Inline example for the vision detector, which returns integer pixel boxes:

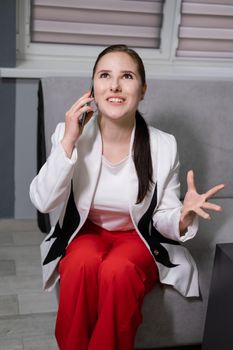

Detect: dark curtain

[36,80,51,233]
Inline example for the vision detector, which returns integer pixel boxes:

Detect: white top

[88,155,135,231]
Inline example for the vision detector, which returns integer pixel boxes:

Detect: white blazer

[30,116,199,297]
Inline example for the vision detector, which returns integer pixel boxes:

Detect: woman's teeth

[108,98,124,103]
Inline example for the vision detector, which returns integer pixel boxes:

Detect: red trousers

[55,220,159,350]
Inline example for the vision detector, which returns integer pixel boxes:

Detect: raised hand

[61,91,94,158]
[179,170,225,235]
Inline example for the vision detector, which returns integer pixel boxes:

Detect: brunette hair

[92,44,153,203]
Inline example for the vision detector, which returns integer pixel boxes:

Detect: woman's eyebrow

[96,69,111,74]
[121,70,136,75]
[96,69,136,75]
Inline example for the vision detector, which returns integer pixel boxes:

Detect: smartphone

[79,81,94,127]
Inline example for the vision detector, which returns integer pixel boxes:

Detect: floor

[0,219,58,350]
[0,219,202,350]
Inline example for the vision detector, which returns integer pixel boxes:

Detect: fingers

[192,199,223,221]
[69,95,94,117]
[187,170,225,201]
[205,183,225,200]
[201,201,223,212]
[65,92,94,125]
[195,207,211,220]
[195,203,223,221]
[65,104,93,127]
[62,91,94,146]
[182,172,225,227]
[186,170,197,192]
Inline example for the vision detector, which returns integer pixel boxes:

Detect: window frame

[17,0,176,59]
[2,0,233,79]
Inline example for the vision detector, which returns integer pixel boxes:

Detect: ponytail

[133,111,154,203]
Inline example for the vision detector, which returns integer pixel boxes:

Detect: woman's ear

[141,83,147,100]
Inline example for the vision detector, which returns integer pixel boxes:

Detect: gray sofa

[38,77,233,348]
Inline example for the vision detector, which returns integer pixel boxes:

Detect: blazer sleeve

[29,123,77,213]
[152,134,198,242]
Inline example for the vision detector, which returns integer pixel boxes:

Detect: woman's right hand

[61,91,94,158]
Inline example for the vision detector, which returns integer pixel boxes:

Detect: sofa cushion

[136,198,233,348]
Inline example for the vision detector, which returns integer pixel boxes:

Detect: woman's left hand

[179,170,225,235]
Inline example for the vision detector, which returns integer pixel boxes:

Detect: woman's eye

[123,73,133,79]
[100,72,109,78]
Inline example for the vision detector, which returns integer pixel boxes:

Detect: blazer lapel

[73,117,103,213]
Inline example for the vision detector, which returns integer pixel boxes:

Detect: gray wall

[0,0,16,218]
[14,79,39,219]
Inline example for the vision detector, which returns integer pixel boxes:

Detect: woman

[30,45,224,350]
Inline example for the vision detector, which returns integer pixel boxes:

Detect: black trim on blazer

[138,185,180,268]
[43,183,180,267]
[43,183,80,265]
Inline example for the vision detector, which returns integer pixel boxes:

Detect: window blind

[30,0,164,49]
[176,0,233,58]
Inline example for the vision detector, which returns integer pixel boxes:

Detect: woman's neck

[98,115,135,144]
[98,114,135,163]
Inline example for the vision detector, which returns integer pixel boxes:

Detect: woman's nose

[110,79,121,92]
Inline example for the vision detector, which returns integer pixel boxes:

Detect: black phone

[79,81,94,127]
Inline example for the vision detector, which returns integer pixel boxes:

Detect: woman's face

[93,51,146,123]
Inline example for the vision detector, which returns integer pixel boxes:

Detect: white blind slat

[181,15,233,29]
[31,0,164,48]
[33,33,159,48]
[177,50,233,58]
[183,0,233,5]
[33,20,159,39]
[178,38,233,52]
[179,27,233,40]
[177,0,233,59]
[33,7,162,27]
[33,0,163,15]
[182,3,233,17]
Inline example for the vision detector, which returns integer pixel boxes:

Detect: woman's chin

[98,109,136,123]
